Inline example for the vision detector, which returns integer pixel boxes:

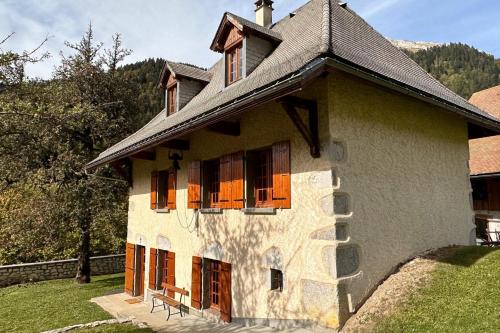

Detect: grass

[0,273,125,333]
[372,246,500,333]
[73,324,153,332]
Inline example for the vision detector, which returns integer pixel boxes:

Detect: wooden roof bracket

[279,96,320,158]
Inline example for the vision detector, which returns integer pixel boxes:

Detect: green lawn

[372,246,500,333]
[0,273,125,333]
[74,324,153,333]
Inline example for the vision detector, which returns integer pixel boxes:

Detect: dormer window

[226,44,243,85]
[167,85,177,116]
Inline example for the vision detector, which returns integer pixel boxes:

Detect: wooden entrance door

[134,245,145,297]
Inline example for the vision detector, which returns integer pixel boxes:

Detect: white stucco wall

[327,71,474,319]
[127,78,344,329]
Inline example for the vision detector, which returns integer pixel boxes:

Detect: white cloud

[357,0,404,19]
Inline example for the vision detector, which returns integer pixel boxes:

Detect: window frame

[152,169,176,210]
[226,43,243,86]
[209,260,221,309]
[167,84,177,116]
[203,159,221,208]
[248,147,274,208]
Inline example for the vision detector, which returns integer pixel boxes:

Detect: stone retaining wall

[0,254,125,287]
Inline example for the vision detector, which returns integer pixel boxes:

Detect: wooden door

[220,262,232,323]
[191,256,202,309]
[133,245,145,297]
[124,243,135,295]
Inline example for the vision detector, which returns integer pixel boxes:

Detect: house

[86,0,500,331]
[469,85,500,243]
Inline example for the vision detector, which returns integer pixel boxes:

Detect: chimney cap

[255,0,274,9]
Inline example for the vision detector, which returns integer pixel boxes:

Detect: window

[246,141,291,209]
[209,260,221,309]
[270,269,283,292]
[226,44,242,85]
[150,170,176,210]
[186,142,290,210]
[203,159,221,208]
[167,85,177,116]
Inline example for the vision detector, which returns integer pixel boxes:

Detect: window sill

[155,208,170,214]
[241,208,276,215]
[199,208,223,214]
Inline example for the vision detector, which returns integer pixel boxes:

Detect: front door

[134,245,145,297]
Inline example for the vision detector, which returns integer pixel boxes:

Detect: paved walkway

[91,293,313,333]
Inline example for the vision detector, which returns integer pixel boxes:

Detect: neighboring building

[469,85,500,242]
[86,1,500,331]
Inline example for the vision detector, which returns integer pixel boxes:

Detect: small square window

[270,268,283,292]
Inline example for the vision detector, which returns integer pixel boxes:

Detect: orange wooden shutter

[188,161,201,209]
[166,251,176,298]
[191,256,202,309]
[272,141,291,209]
[148,248,157,290]
[167,171,176,210]
[220,262,232,323]
[124,243,135,295]
[231,151,244,209]
[219,155,232,208]
[150,171,158,210]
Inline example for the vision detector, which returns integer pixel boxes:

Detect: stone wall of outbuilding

[0,254,125,287]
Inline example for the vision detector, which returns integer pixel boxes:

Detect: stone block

[336,246,360,278]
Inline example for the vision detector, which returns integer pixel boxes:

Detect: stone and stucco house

[469,85,500,242]
[86,0,500,331]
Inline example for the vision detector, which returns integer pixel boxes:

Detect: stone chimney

[255,0,274,27]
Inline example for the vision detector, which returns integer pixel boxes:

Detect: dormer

[159,61,212,116]
[210,9,282,87]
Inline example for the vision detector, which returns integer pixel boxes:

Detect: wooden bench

[151,283,189,321]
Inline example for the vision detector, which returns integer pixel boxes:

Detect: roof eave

[322,56,500,137]
[85,57,330,171]
[470,172,500,179]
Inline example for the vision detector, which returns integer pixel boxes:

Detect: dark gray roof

[87,0,500,169]
[159,61,212,85]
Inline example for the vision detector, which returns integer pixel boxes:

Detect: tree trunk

[76,187,92,284]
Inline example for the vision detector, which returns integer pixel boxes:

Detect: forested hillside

[117,58,165,129]
[405,43,500,99]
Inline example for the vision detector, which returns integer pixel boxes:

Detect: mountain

[403,43,500,99]
[389,39,442,53]
[118,58,166,129]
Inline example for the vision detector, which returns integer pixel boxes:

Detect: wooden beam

[208,121,240,136]
[130,151,156,161]
[280,97,320,158]
[160,139,190,151]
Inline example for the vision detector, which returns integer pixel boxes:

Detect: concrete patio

[91,293,315,333]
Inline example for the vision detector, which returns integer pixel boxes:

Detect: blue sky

[1,0,499,79]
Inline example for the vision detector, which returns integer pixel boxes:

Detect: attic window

[167,85,177,116]
[226,44,243,85]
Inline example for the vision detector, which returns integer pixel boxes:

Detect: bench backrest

[161,282,189,296]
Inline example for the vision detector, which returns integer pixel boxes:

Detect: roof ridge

[320,0,331,53]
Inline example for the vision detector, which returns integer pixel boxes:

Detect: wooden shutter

[166,251,176,298]
[148,248,157,290]
[188,161,202,209]
[124,243,135,295]
[191,256,202,309]
[150,171,158,210]
[220,262,232,323]
[231,151,244,209]
[272,141,291,209]
[167,171,176,210]
[219,155,232,208]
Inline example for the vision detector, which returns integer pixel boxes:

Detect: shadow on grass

[431,246,499,267]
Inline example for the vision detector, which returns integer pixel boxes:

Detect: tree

[0,25,135,283]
